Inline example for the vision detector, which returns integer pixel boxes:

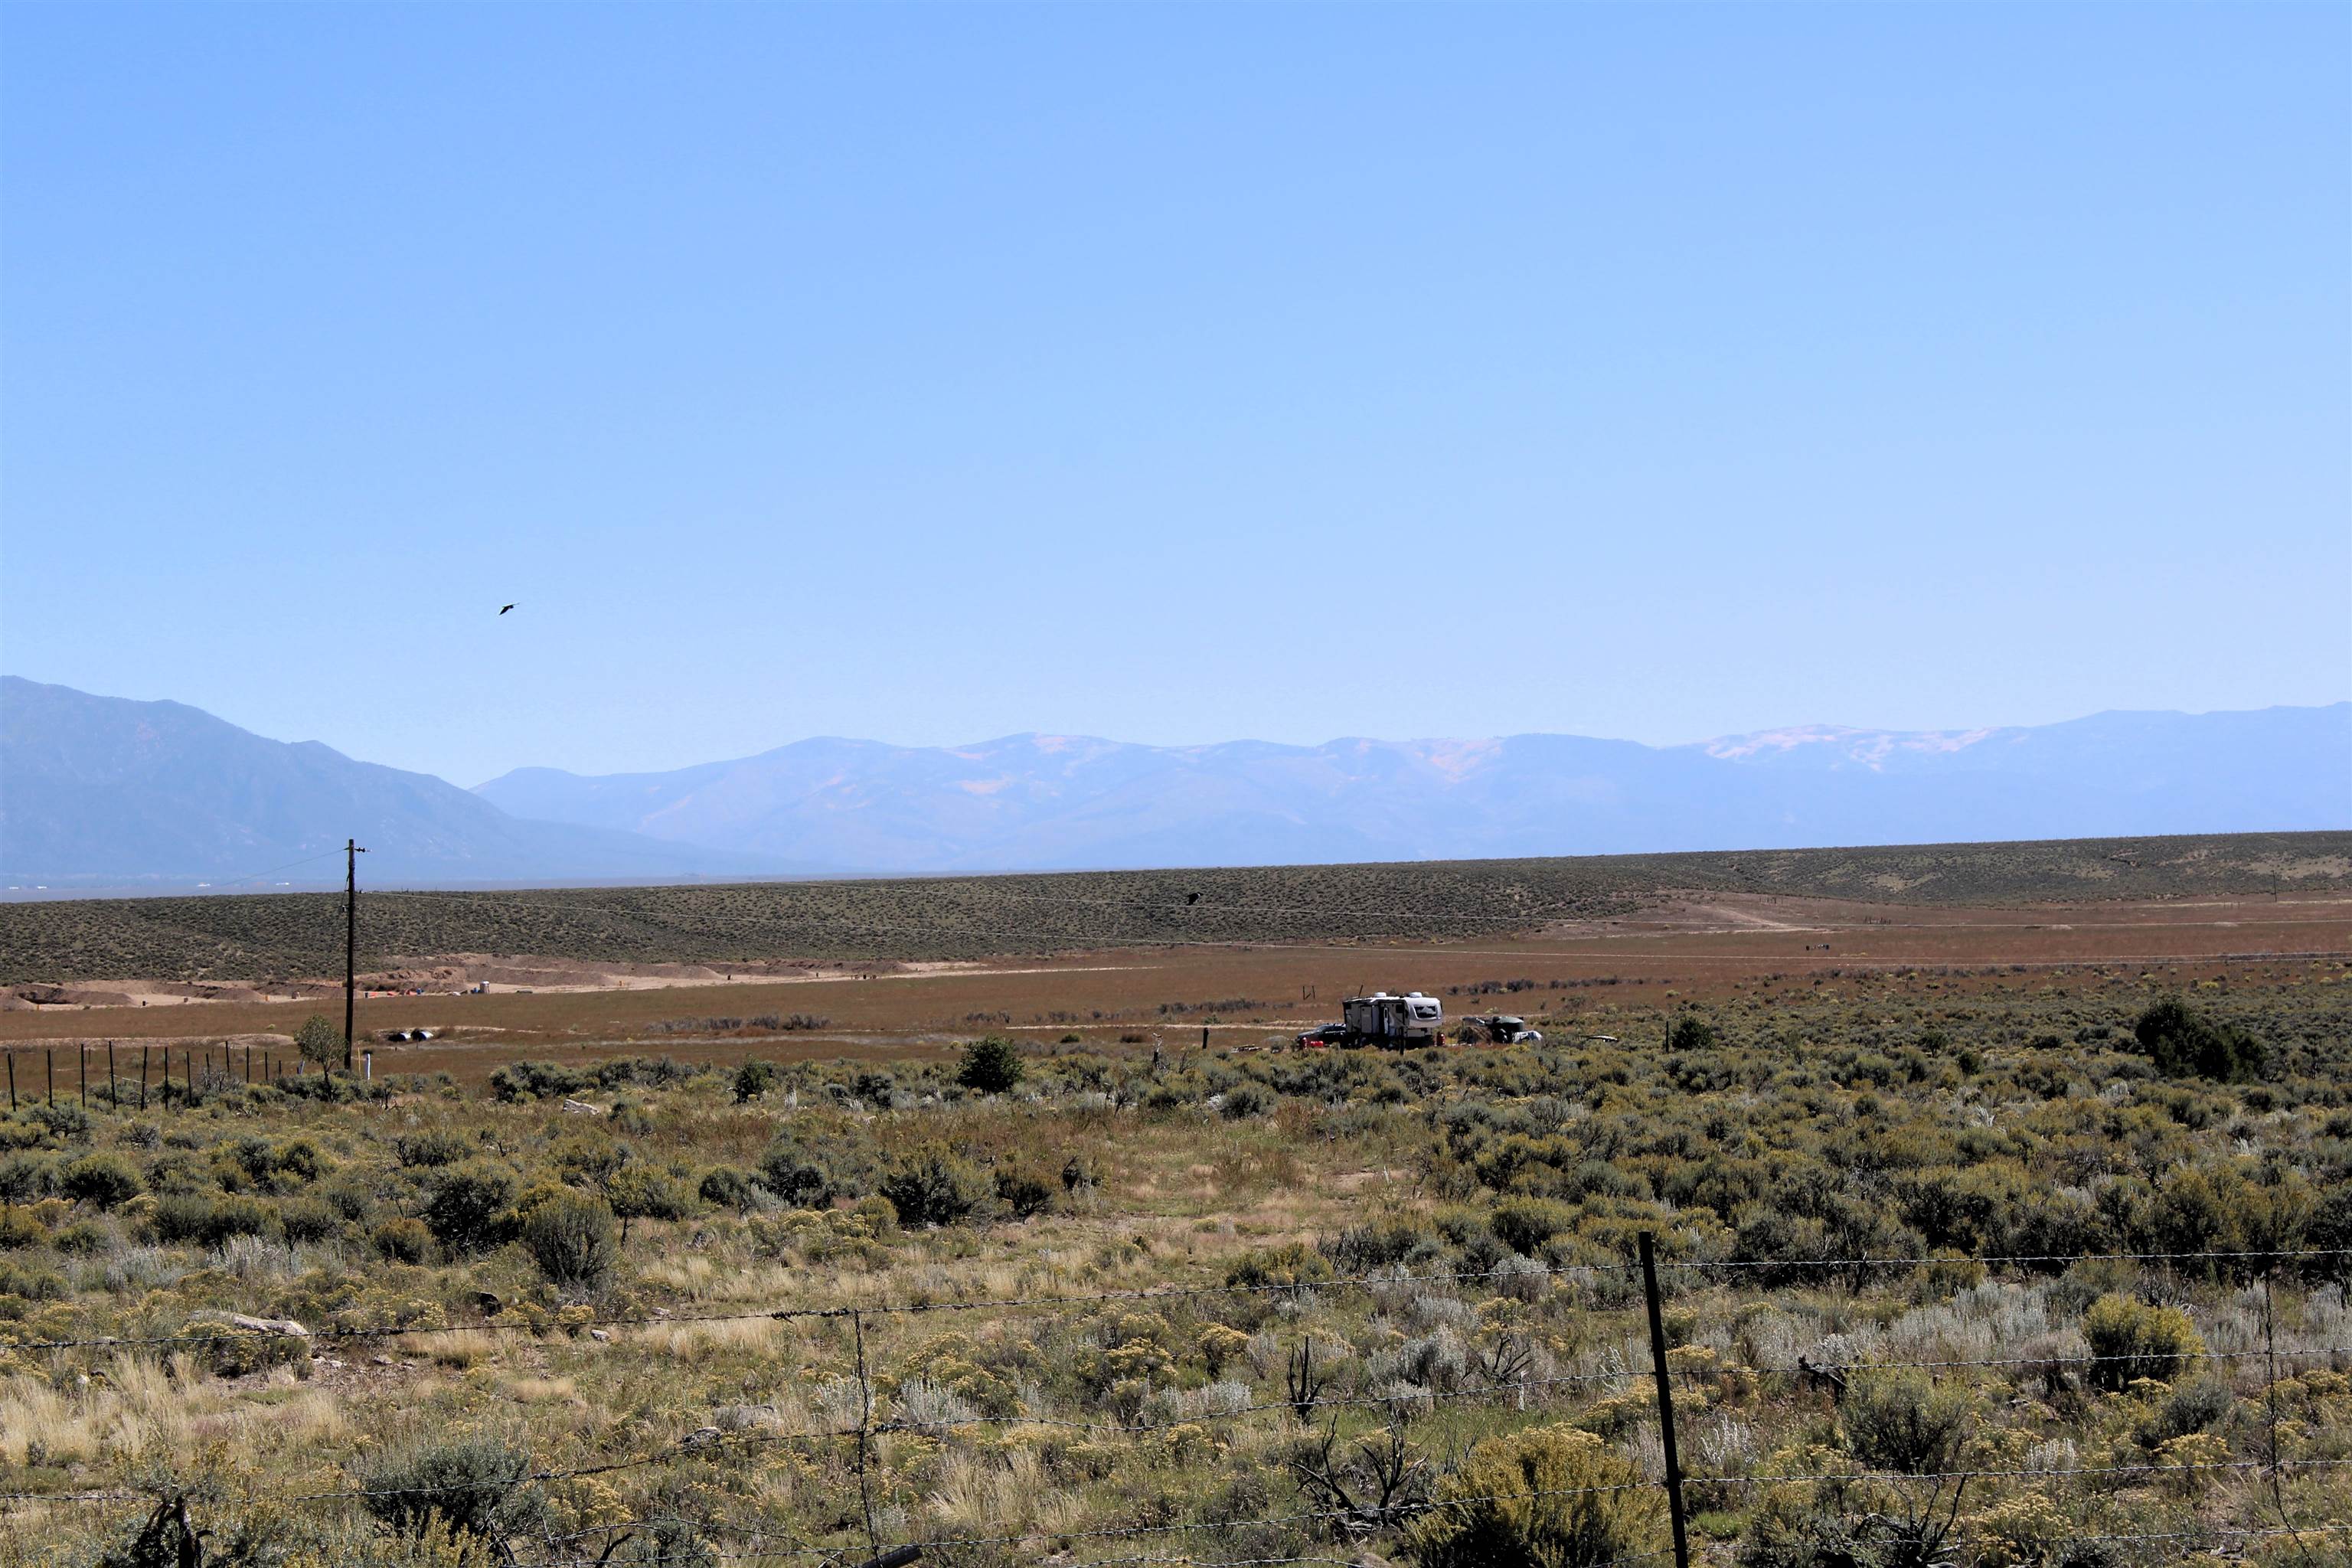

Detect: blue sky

[4,2,2345,786]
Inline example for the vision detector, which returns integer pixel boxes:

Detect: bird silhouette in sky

[499,604,516,615]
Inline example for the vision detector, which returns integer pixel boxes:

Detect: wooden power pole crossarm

[343,839,367,1070]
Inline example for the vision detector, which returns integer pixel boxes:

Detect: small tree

[293,1014,343,1072]
[957,1036,1025,1095]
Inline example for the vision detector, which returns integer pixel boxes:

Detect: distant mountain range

[0,678,795,887]
[4,676,2347,887]
[478,707,2352,871]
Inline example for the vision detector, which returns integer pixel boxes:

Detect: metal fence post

[851,1308,882,1564]
[1638,1230,1692,1568]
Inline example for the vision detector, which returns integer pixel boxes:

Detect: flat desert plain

[5,884,2345,1085]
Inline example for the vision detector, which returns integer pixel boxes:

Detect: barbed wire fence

[5,1241,2350,1566]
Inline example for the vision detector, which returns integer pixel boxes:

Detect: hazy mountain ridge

[6,678,2344,884]
[477,704,2352,874]
[0,678,801,886]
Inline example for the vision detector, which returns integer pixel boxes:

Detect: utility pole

[344,838,368,1070]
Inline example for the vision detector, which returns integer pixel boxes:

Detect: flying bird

[499,604,515,615]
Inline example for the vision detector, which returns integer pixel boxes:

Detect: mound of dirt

[11,982,136,1007]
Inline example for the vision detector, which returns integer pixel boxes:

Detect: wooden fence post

[1638,1231,1692,1568]
[108,1044,117,1110]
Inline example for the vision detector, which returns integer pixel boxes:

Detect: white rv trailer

[1338,991,1445,1048]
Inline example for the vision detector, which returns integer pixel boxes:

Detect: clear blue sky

[5,2,2345,786]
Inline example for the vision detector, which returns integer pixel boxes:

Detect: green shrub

[315,1174,378,1224]
[222,1136,279,1190]
[2081,1293,2207,1391]
[175,1317,311,1377]
[520,1193,618,1288]
[1321,1219,1442,1273]
[1220,1083,1274,1119]
[423,1165,518,1256]
[0,1152,57,1204]
[757,1139,840,1209]
[373,1216,433,1264]
[994,1166,1054,1219]
[0,1259,68,1298]
[698,1167,763,1213]
[0,1209,47,1250]
[1491,1197,1576,1257]
[956,1037,1025,1096]
[2132,998,2266,1083]
[732,1060,780,1102]
[393,1130,470,1168]
[277,1197,342,1244]
[150,1194,273,1247]
[551,1134,627,1191]
[1841,1368,1971,1474]
[355,1431,546,1544]
[60,1153,142,1210]
[878,1145,987,1227]
[846,1071,897,1109]
[53,1220,110,1255]
[1406,1423,1664,1566]
[2145,1375,2233,1446]
[605,1168,690,1238]
[1666,1014,1718,1052]
[1225,1243,1334,1294]
[26,1101,90,1138]
[488,1061,589,1102]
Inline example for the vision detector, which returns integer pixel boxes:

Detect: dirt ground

[3,890,2345,1086]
